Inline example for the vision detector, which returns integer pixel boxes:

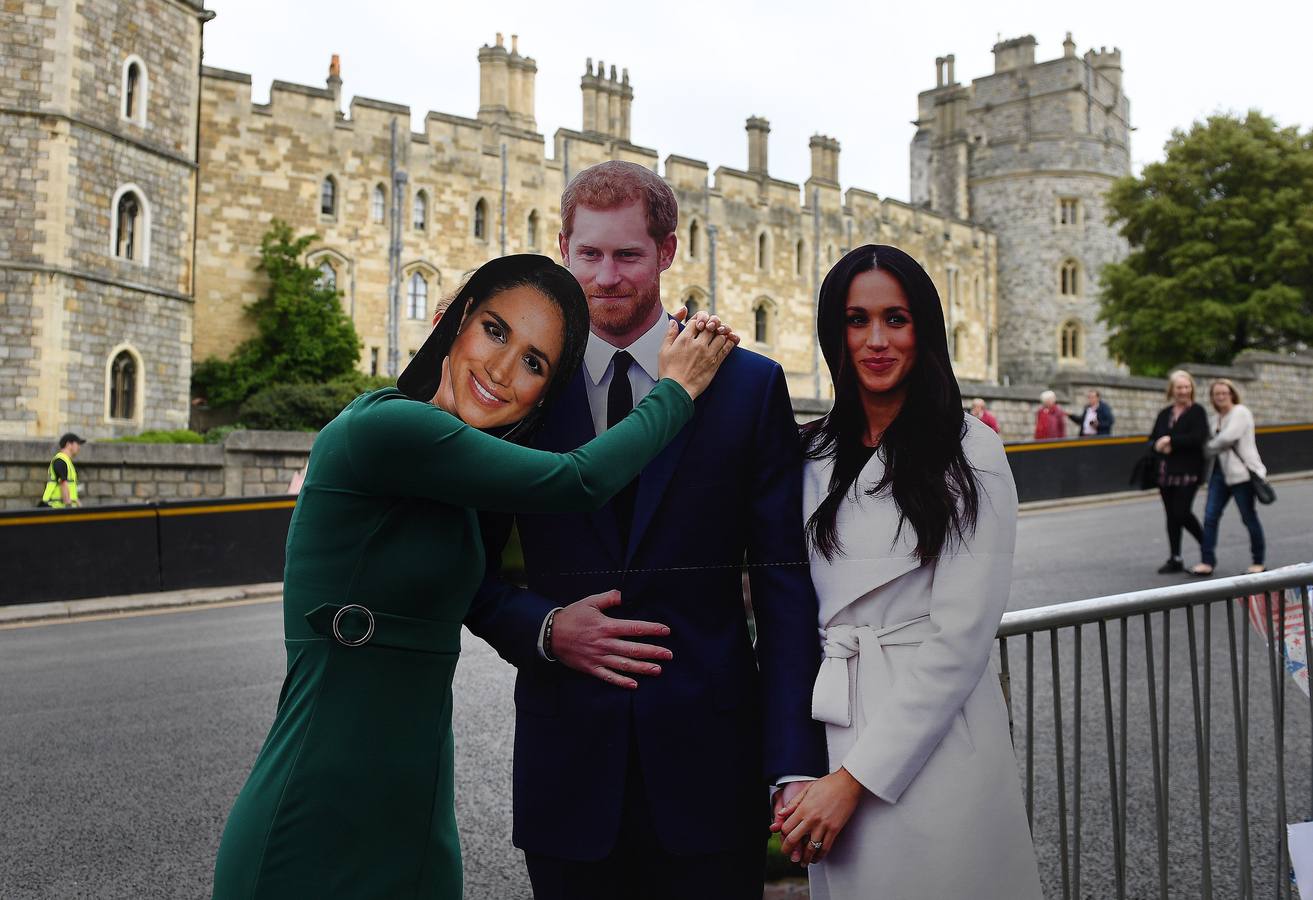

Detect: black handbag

[1130,451,1158,490]
[1231,448,1276,505]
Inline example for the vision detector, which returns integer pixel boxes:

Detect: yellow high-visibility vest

[41,451,78,508]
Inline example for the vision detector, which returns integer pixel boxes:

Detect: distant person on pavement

[1148,370,1208,574]
[1033,390,1066,440]
[1068,389,1114,436]
[970,397,1001,434]
[40,433,84,508]
[1192,378,1267,576]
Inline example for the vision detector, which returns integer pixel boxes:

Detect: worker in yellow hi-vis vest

[41,432,84,508]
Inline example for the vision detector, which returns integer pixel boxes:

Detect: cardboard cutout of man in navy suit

[466,161,827,899]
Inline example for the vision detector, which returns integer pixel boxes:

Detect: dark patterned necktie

[607,351,638,547]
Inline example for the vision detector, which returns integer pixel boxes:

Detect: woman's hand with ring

[771,767,864,866]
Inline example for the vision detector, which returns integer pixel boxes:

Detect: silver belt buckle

[332,604,375,647]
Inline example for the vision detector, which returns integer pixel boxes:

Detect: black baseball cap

[58,432,86,447]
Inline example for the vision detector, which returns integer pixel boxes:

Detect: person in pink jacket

[1033,390,1067,440]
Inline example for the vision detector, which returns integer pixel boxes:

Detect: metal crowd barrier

[997,563,1313,900]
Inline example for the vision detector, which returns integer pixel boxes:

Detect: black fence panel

[156,496,294,592]
[0,504,162,605]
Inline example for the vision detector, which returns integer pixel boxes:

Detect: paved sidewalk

[0,581,282,626]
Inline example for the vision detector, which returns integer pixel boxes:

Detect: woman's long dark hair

[398,254,590,444]
[805,244,979,563]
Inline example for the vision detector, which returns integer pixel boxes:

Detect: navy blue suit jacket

[466,346,828,861]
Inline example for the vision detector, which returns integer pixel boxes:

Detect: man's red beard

[586,279,662,338]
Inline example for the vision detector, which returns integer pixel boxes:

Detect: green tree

[1099,111,1313,376]
[192,220,361,407]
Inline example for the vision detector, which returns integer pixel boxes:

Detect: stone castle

[1,1,1128,439]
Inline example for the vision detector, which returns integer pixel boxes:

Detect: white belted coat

[804,415,1042,900]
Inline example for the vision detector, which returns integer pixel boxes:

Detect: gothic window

[754,303,770,344]
[684,294,700,318]
[1059,197,1081,226]
[372,184,386,224]
[412,190,428,231]
[316,259,337,291]
[407,272,429,319]
[120,57,148,125]
[756,232,769,272]
[953,324,968,360]
[369,347,380,376]
[109,349,138,420]
[115,192,141,260]
[320,176,337,217]
[474,199,489,240]
[988,328,997,367]
[688,220,701,260]
[1060,320,1083,361]
[527,210,541,249]
[796,239,805,277]
[1060,259,1081,296]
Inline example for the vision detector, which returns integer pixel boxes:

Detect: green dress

[212,381,693,899]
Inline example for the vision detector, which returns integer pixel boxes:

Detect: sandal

[1189,564,1214,577]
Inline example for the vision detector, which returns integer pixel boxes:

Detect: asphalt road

[2,481,1310,899]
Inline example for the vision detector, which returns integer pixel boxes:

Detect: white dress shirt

[580,312,668,437]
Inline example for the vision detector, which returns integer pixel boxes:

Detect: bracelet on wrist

[543,607,563,663]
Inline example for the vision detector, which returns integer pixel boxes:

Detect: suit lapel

[625,397,698,565]
[538,370,625,564]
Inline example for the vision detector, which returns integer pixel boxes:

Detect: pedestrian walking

[1149,370,1208,573]
[1192,378,1267,575]
[1033,390,1066,440]
[1068,389,1114,435]
[39,433,84,508]
[970,397,1001,434]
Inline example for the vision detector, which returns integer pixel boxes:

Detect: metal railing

[998,563,1313,900]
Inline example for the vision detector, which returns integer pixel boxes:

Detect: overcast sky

[203,0,1310,202]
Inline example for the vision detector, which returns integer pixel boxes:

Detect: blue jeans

[1200,464,1266,566]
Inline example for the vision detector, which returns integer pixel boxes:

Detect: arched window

[688,220,701,260]
[953,324,968,360]
[1060,320,1083,360]
[110,185,149,264]
[796,239,805,276]
[1060,259,1080,296]
[756,232,769,271]
[412,190,428,231]
[116,192,140,260]
[407,272,429,320]
[754,304,770,344]
[474,199,488,240]
[684,294,700,318]
[527,210,541,249]
[319,176,337,217]
[316,259,337,292]
[372,184,386,224]
[120,56,148,125]
[107,348,139,421]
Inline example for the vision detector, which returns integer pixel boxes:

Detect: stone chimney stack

[992,35,1037,73]
[477,33,511,125]
[809,135,840,184]
[506,34,538,131]
[746,116,770,175]
[945,54,956,84]
[580,59,633,140]
[327,54,342,114]
[1063,32,1076,58]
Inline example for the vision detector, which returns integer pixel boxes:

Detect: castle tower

[912,34,1131,384]
[0,0,209,438]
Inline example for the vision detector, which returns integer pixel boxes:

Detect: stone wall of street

[2,350,1307,508]
[0,430,312,510]
[962,351,1313,442]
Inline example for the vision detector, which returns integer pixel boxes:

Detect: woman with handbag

[1148,370,1209,574]
[1191,378,1268,576]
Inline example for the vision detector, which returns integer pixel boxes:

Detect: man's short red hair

[560,160,678,244]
